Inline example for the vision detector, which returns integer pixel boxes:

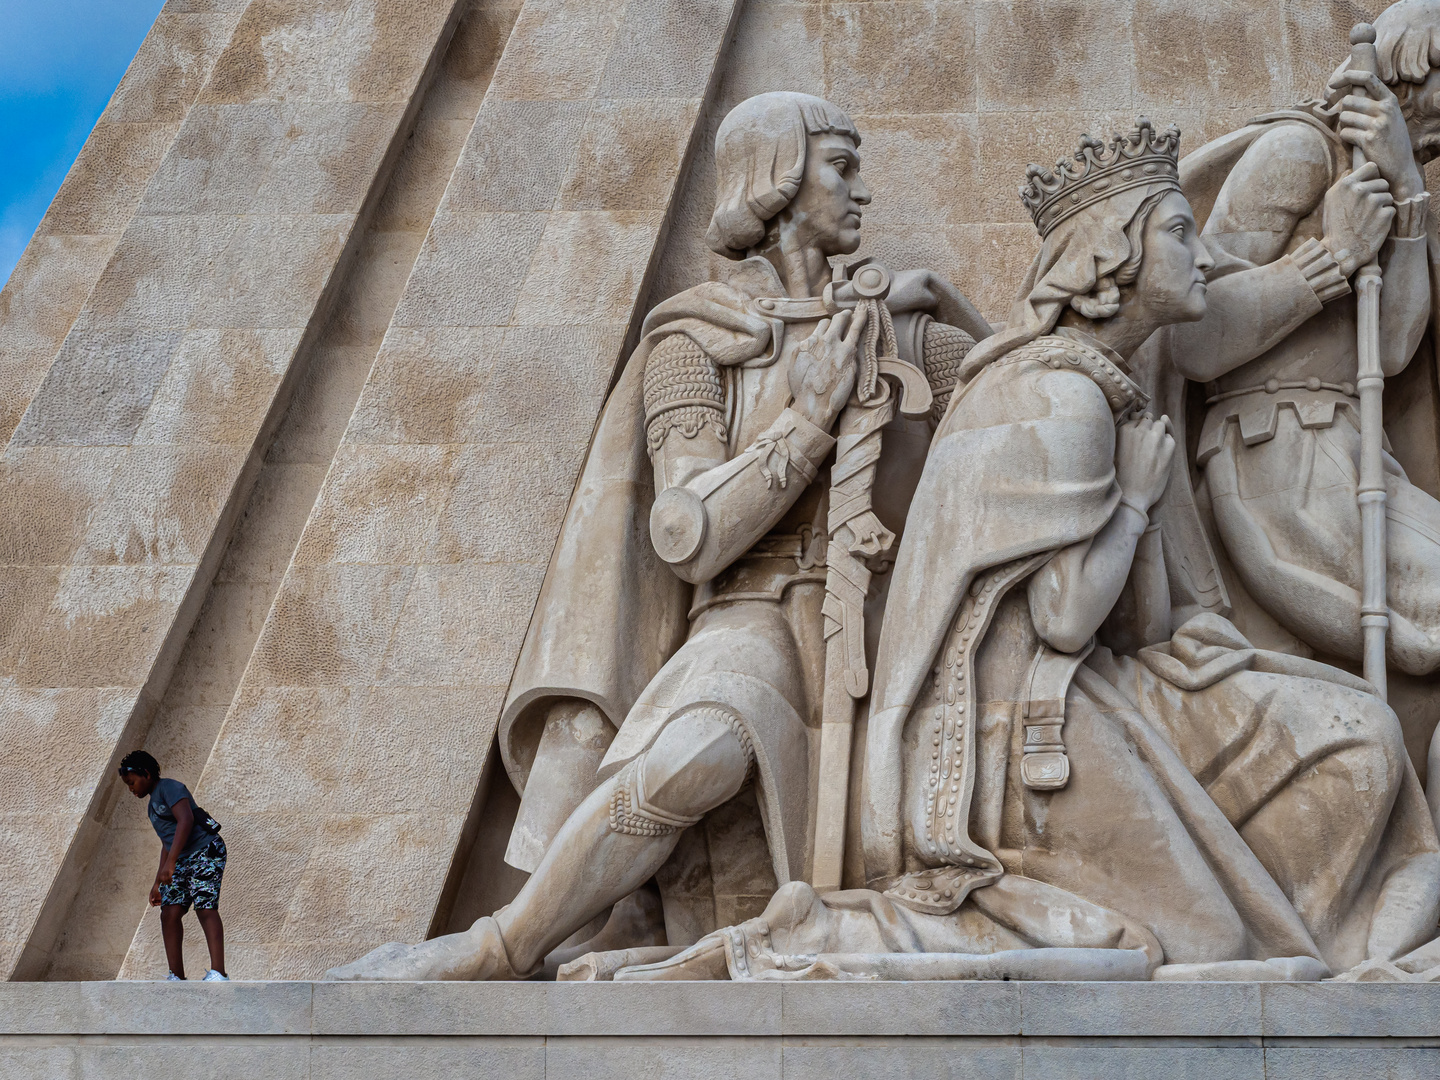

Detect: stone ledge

[2,982,1439,1080]
[0,979,313,1036]
[2,1039,1435,1080]
[1,980,1438,1039]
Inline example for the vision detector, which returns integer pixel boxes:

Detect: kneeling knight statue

[328,91,990,981]
[329,91,1440,984]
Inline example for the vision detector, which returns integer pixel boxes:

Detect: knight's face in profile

[1130,190,1212,324]
[781,132,870,257]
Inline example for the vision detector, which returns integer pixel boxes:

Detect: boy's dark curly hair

[118,750,160,779]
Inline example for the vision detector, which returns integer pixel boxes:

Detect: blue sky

[0,0,166,289]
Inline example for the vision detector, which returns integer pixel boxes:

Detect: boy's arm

[160,799,194,884]
[150,845,167,906]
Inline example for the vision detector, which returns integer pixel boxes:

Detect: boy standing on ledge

[118,751,229,982]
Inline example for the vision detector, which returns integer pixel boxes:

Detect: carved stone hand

[788,305,867,430]
[1114,415,1175,513]
[1321,161,1396,277]
[1331,69,1426,200]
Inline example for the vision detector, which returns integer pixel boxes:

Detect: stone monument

[6,0,1440,1075]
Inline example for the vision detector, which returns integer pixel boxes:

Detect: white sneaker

[165,972,184,981]
[202,969,229,982]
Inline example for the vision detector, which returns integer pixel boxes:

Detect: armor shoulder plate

[643,333,728,454]
[921,320,977,423]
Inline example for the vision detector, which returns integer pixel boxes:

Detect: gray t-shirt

[147,778,218,859]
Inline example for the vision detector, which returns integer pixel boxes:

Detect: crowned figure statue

[616,121,1440,983]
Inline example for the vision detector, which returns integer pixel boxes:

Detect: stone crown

[1020,118,1181,238]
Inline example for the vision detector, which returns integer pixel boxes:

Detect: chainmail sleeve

[643,333,728,455]
[921,320,976,424]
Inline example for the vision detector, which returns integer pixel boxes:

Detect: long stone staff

[811,264,932,893]
[1351,23,1390,701]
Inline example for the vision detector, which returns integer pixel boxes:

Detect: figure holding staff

[1149,1,1440,814]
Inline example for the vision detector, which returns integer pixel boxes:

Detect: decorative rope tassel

[854,295,900,405]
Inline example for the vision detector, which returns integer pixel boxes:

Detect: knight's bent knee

[640,707,753,819]
[1389,630,1440,678]
[1345,693,1407,792]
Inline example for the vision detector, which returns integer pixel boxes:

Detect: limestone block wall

[0,0,1419,982]
[146,0,745,980]
[654,0,1393,325]
[42,0,519,984]
[0,0,467,980]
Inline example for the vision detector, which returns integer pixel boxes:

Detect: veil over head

[706,92,861,259]
[954,180,1178,388]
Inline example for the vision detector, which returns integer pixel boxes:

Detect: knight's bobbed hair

[705,92,860,259]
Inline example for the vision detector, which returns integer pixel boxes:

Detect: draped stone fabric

[873,185,1173,762]
[624,327,1440,982]
[953,181,1176,389]
[497,269,776,796]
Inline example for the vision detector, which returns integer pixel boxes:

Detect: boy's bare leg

[160,905,186,978]
[327,710,750,980]
[196,909,226,976]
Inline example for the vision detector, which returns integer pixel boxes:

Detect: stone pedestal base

[1,980,1437,1077]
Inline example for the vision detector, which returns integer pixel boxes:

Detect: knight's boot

[327,707,752,981]
[323,914,523,981]
[495,707,754,972]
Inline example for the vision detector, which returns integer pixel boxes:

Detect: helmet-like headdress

[1020,118,1181,239]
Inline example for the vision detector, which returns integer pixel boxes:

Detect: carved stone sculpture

[326,92,990,982]
[1145,1,1440,793]
[611,120,1440,984]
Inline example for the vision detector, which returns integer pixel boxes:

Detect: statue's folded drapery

[617,330,1440,982]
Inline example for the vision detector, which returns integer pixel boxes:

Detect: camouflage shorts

[159,835,226,912]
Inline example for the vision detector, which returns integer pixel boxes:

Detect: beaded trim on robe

[882,331,1143,915]
[883,554,1049,915]
[993,329,1150,420]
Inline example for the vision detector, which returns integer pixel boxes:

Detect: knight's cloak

[497,272,780,790]
[499,260,993,811]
